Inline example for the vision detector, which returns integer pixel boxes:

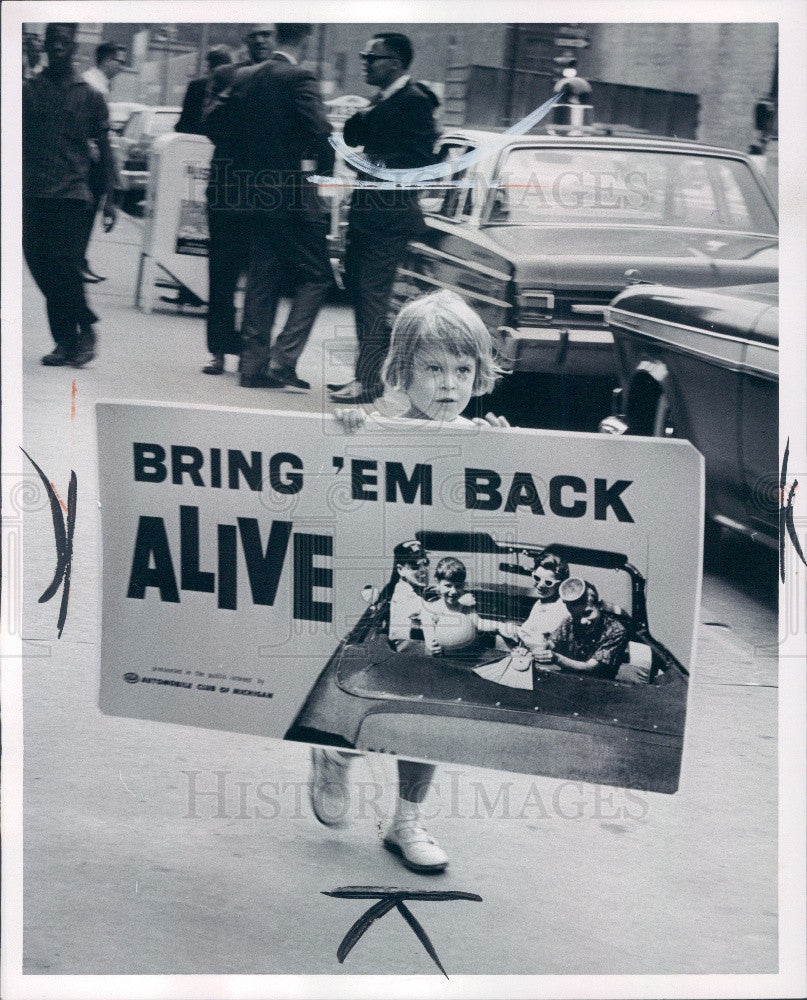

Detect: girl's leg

[397,759,436,803]
[384,760,447,874]
[309,748,361,828]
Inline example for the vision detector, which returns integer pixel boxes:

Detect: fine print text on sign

[97,402,703,793]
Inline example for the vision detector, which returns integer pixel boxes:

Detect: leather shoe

[383,819,448,874]
[202,354,225,375]
[326,380,354,392]
[81,266,106,283]
[71,329,96,367]
[271,368,310,391]
[41,345,72,366]
[330,381,377,405]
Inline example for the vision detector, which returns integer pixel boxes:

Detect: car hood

[483,226,779,290]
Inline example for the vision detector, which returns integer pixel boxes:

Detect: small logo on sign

[123,672,139,684]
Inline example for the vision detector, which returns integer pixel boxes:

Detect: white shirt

[388,579,424,643]
[82,66,110,97]
[377,73,410,103]
[518,598,569,650]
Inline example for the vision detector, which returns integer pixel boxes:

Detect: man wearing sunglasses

[329,32,440,405]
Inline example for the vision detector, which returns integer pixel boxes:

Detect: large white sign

[97,401,703,791]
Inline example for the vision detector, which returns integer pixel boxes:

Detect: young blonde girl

[309,289,508,874]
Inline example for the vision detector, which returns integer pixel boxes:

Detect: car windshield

[484,146,777,234]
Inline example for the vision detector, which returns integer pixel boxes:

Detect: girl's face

[405,347,476,422]
[437,576,465,607]
[532,566,561,601]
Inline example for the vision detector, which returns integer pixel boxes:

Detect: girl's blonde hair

[382,289,503,396]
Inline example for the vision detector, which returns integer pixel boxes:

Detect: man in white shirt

[82,41,125,98]
[79,41,124,281]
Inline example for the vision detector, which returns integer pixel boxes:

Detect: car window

[122,111,143,140]
[487,147,777,234]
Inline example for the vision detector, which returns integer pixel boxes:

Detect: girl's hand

[426,638,443,656]
[472,412,511,428]
[533,648,555,665]
[333,407,367,433]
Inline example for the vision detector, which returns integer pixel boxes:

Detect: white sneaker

[383,819,448,874]
[309,748,354,827]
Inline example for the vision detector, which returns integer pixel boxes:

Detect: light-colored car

[111,105,181,209]
[107,101,146,135]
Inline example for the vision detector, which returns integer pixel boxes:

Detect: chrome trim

[608,308,778,380]
[506,326,614,345]
[518,290,555,309]
[571,303,608,315]
[408,241,511,282]
[608,305,778,351]
[396,269,511,309]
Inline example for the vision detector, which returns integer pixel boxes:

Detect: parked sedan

[387,129,778,425]
[111,105,181,210]
[602,282,778,547]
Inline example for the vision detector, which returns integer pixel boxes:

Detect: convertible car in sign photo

[287,531,689,793]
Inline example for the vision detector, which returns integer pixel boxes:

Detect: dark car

[386,129,778,425]
[286,531,689,793]
[602,282,778,547]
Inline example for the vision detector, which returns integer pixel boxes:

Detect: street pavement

[16,215,779,978]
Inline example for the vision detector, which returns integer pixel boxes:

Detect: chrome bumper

[498,325,616,377]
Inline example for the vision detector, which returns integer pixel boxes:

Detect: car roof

[439,128,755,160]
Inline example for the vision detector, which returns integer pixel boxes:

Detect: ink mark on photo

[316,92,562,189]
[21,448,77,637]
[779,438,806,583]
[323,885,483,978]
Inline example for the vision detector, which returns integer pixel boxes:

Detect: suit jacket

[175,76,208,136]
[203,54,333,217]
[344,80,440,230]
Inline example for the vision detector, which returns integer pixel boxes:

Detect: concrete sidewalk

[17,219,779,978]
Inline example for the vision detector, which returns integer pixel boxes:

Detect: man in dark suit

[176,46,232,136]
[204,23,334,390]
[329,32,440,405]
[187,30,275,375]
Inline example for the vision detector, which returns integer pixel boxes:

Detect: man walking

[204,23,334,390]
[80,41,125,284]
[330,32,440,405]
[82,41,125,99]
[23,23,116,367]
[194,26,275,376]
